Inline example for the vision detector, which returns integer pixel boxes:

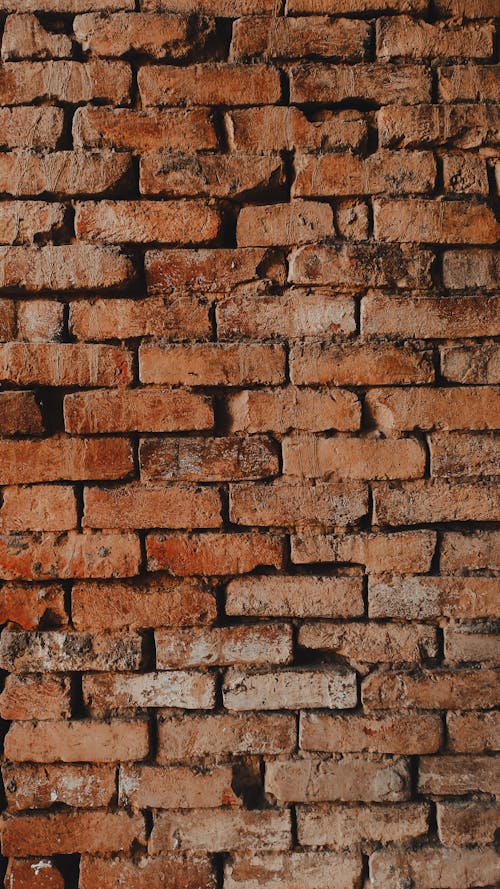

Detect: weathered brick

[218,293,356,341]
[366,387,499,432]
[227,387,361,433]
[299,622,438,663]
[300,712,441,754]
[0,61,131,105]
[290,63,431,105]
[0,582,66,630]
[294,151,435,196]
[379,103,500,148]
[440,343,500,384]
[83,671,216,714]
[73,106,217,151]
[374,198,498,244]
[0,629,142,673]
[146,248,286,293]
[1,811,144,857]
[373,478,499,525]
[5,720,149,763]
[447,711,499,753]
[442,249,500,290]
[290,342,433,385]
[139,63,281,106]
[119,764,239,810]
[0,436,132,484]
[0,245,134,291]
[226,575,364,618]
[226,107,367,153]
[225,851,362,889]
[361,294,500,338]
[435,0,499,15]
[73,12,203,59]
[146,531,284,575]
[229,479,368,528]
[0,201,66,245]
[418,755,499,795]
[16,300,64,342]
[265,756,411,803]
[157,712,296,762]
[69,295,210,341]
[336,198,370,240]
[370,847,500,889]
[79,855,217,889]
[75,200,220,245]
[0,298,15,340]
[2,14,72,60]
[439,64,499,101]
[237,201,334,247]
[283,435,426,479]
[437,800,500,847]
[150,809,291,853]
[430,432,498,477]
[83,483,222,529]
[142,0,275,10]
[369,576,499,620]
[362,668,499,710]
[223,666,357,711]
[5,859,64,889]
[0,343,132,386]
[297,802,429,849]
[3,1,135,8]
[443,153,489,194]
[0,150,132,196]
[292,530,436,573]
[0,391,44,435]
[0,531,140,580]
[72,576,215,631]
[231,16,370,61]
[0,107,64,149]
[377,16,494,59]
[3,763,115,811]
[444,625,500,664]
[288,0,428,9]
[288,244,433,288]
[65,388,213,434]
[0,674,71,721]
[441,530,500,573]
[140,435,279,482]
[0,485,76,531]
[140,343,285,385]
[156,624,292,668]
[140,152,284,197]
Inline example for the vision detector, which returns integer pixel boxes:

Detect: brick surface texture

[0,1,498,888]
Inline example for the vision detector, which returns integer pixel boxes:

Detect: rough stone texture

[0,3,497,883]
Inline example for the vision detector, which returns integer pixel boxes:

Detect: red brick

[283,435,425,480]
[370,847,500,889]
[0,582,66,630]
[2,14,72,60]
[369,575,499,620]
[292,530,436,573]
[73,106,217,151]
[0,436,132,484]
[374,198,498,244]
[288,244,433,288]
[443,153,489,194]
[0,343,132,386]
[288,0,428,9]
[157,712,296,762]
[83,671,216,714]
[16,300,64,342]
[265,756,410,804]
[5,720,149,763]
[0,61,131,105]
[0,391,44,435]
[0,485,76,531]
[3,763,115,811]
[336,198,370,240]
[225,106,367,153]
[72,576,216,631]
[0,674,71,721]
[290,342,433,385]
[143,0,275,10]
[229,479,368,528]
[374,478,499,525]
[225,851,362,889]
[139,343,285,385]
[379,103,500,149]
[444,625,499,664]
[0,150,132,197]
[4,859,64,889]
[294,151,435,196]
[0,245,134,291]
[435,0,499,14]
[146,531,284,575]
[377,16,494,59]
[0,531,140,580]
[366,386,499,432]
[418,755,499,795]
[297,803,429,849]
[441,530,500,573]
[0,298,15,339]
[8,1,135,8]
[145,248,286,293]
[75,199,220,245]
[69,295,210,341]
[361,294,500,338]
[362,668,499,711]
[140,152,284,197]
[218,293,356,341]
[437,800,500,847]
[440,344,500,384]
[223,666,357,711]
[65,388,213,434]
[227,387,361,433]
[119,763,239,809]
[156,624,292,668]
[79,855,217,889]
[0,629,142,672]
[231,16,370,61]
[1,811,144,857]
[290,63,431,105]
[0,201,65,245]
[226,575,364,618]
[430,432,498,477]
[83,483,222,529]
[140,435,278,483]
[299,622,437,664]
[439,64,499,101]
[139,63,281,107]
[73,12,202,59]
[300,712,441,754]
[0,107,63,149]
[237,201,333,247]
[151,809,291,853]
[442,248,500,290]
[447,711,499,753]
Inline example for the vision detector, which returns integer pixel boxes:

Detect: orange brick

[444,625,500,664]
[157,712,296,762]
[0,391,44,435]
[300,712,441,754]
[0,436,132,484]
[0,61,131,104]
[229,480,368,528]
[366,387,500,431]
[139,63,281,106]
[265,756,410,803]
[443,248,499,290]
[217,293,356,341]
[374,198,498,244]
[3,763,115,811]
[379,104,500,149]
[418,755,499,795]
[146,531,284,575]
[236,201,333,247]
[5,720,149,763]
[440,343,500,384]
[150,809,291,853]
[441,530,500,574]
[69,295,210,341]
[226,575,364,618]
[0,342,132,386]
[437,800,500,846]
[0,485,77,531]
[283,435,426,480]
[225,106,367,153]
[0,107,64,149]
[0,201,65,245]
[369,575,499,620]
[362,668,499,711]
[83,483,222,529]
[290,342,433,385]
[16,300,64,342]
[119,764,239,809]
[225,851,362,889]
[140,152,284,197]
[361,294,500,339]
[0,582,66,630]
[73,12,199,59]
[0,531,140,580]
[373,479,499,525]
[227,387,361,433]
[64,388,213,434]
[139,435,279,482]
[430,432,498,477]
[294,151,435,196]
[83,671,216,714]
[139,343,285,385]
[370,847,500,889]
[75,199,220,245]
[4,859,64,889]
[290,63,431,105]
[1,811,144,857]
[0,245,134,291]
[297,802,429,849]
[0,629,142,672]
[447,711,499,753]
[231,15,370,61]
[0,674,71,721]
[299,622,437,664]
[292,530,436,573]
[73,106,217,151]
[288,243,433,288]
[223,667,357,711]
[145,248,286,293]
[377,16,494,59]
[439,64,499,101]
[0,150,131,196]
[79,855,217,889]
[155,624,292,668]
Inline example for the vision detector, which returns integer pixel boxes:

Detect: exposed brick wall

[0,1,499,887]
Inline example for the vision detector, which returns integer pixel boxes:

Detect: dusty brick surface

[0,1,497,884]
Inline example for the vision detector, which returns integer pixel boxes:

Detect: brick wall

[0,1,499,887]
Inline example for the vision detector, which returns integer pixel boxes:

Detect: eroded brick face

[0,1,498,887]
